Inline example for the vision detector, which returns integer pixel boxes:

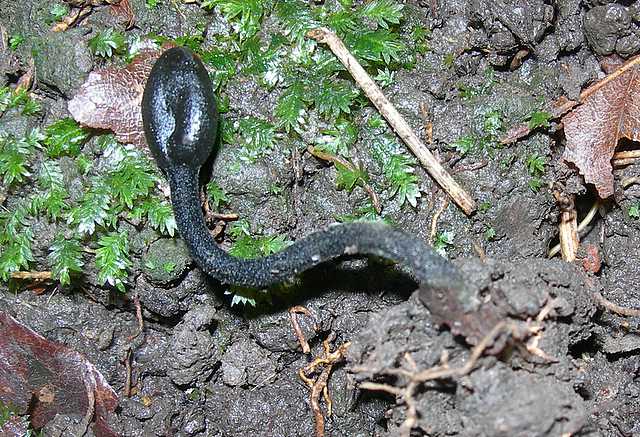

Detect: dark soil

[2,0,640,436]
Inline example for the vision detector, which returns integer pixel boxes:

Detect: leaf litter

[68,42,173,149]
[563,55,640,198]
[0,311,118,436]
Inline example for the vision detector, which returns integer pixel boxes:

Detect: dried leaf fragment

[0,312,118,436]
[563,56,640,198]
[68,44,169,149]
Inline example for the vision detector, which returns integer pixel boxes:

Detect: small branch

[127,293,145,341]
[548,200,600,258]
[10,271,52,281]
[122,347,133,398]
[579,55,640,102]
[307,27,476,215]
[622,176,640,188]
[593,292,640,317]
[453,160,488,174]
[308,145,382,214]
[553,192,579,262]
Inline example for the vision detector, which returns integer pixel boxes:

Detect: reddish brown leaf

[562,56,640,198]
[68,44,172,149]
[110,0,135,29]
[0,312,118,436]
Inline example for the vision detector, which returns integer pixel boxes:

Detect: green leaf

[37,160,64,189]
[527,110,551,129]
[106,154,156,209]
[482,109,503,137]
[95,231,131,292]
[206,181,229,209]
[44,118,89,158]
[528,177,542,192]
[0,136,33,186]
[88,29,126,58]
[48,235,84,286]
[335,202,389,224]
[275,83,307,132]
[346,29,406,65]
[384,155,421,207]
[484,227,496,241]
[200,50,237,90]
[313,79,359,119]
[237,117,277,162]
[275,0,319,42]
[325,10,358,35]
[315,119,358,156]
[32,183,69,220]
[433,230,454,257]
[450,136,476,155]
[0,201,31,245]
[148,199,177,237]
[335,162,368,192]
[0,231,34,281]
[230,233,292,259]
[374,67,395,87]
[629,203,640,219]
[75,153,93,175]
[358,0,404,29]
[369,137,421,207]
[204,0,264,40]
[174,32,204,52]
[67,181,112,235]
[8,34,25,50]
[525,153,546,177]
[49,3,69,22]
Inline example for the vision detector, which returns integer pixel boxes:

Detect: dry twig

[553,191,579,262]
[548,200,600,258]
[307,27,476,215]
[10,271,52,281]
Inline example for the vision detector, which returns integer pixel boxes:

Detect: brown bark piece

[562,58,640,198]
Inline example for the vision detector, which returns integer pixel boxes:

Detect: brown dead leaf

[562,55,640,198]
[0,312,118,436]
[111,0,135,29]
[68,43,171,148]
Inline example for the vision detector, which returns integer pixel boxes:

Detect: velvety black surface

[142,46,462,292]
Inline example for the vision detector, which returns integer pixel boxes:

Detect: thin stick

[548,200,600,258]
[622,176,640,188]
[613,150,640,160]
[553,192,578,262]
[307,27,476,215]
[579,55,640,102]
[10,271,52,281]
